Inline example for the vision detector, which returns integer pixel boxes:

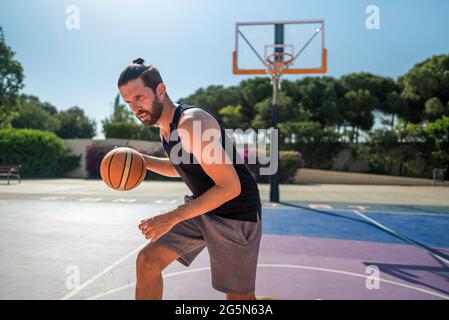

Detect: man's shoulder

[179,106,218,128]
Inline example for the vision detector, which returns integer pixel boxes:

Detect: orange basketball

[100,147,146,191]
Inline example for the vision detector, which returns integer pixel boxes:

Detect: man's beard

[138,97,163,127]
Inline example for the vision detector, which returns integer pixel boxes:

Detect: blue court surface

[263,204,449,248]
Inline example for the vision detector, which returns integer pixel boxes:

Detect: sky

[1,0,448,138]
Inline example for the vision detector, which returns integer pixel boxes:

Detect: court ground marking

[263,206,449,217]
[78,198,103,202]
[113,199,137,203]
[14,198,449,215]
[85,264,449,300]
[40,196,67,201]
[60,242,148,300]
[49,205,446,300]
[60,236,449,301]
[333,208,449,217]
[351,210,449,266]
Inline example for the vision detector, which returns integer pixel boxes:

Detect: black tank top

[162,104,261,222]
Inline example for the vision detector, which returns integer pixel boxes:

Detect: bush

[59,154,82,174]
[279,151,304,183]
[102,121,160,141]
[85,143,112,178]
[246,150,303,183]
[137,127,160,141]
[367,154,385,174]
[102,122,140,139]
[279,121,344,169]
[0,128,79,177]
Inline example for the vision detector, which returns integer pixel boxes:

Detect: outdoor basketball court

[1,180,448,300]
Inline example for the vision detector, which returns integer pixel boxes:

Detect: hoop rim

[265,52,295,76]
[265,52,295,66]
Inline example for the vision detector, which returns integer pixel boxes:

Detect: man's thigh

[155,215,206,267]
[200,213,262,295]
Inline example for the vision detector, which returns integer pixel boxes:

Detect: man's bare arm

[138,110,242,242]
[170,109,241,223]
[141,154,180,177]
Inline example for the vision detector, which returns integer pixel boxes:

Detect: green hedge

[0,128,80,177]
[247,150,304,183]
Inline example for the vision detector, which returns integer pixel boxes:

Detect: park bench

[0,165,22,184]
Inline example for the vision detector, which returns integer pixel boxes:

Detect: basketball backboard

[233,20,327,75]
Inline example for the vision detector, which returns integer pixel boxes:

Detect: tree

[102,94,137,138]
[219,105,244,129]
[424,97,447,121]
[56,106,96,138]
[278,121,342,168]
[11,95,61,132]
[285,77,345,128]
[399,54,449,124]
[0,26,24,128]
[385,90,407,130]
[423,116,449,169]
[238,77,272,126]
[183,85,241,120]
[251,92,297,128]
[343,89,376,142]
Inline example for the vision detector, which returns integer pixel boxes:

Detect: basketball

[100,147,146,191]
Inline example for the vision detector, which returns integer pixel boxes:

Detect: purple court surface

[0,195,448,300]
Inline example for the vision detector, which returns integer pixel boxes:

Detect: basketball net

[265,52,295,89]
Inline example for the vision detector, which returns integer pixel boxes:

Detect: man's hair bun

[133,58,145,65]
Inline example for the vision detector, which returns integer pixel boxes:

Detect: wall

[330,146,429,177]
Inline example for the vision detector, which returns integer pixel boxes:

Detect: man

[118,58,264,300]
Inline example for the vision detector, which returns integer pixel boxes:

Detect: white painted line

[352,210,449,266]
[154,199,177,204]
[309,204,333,210]
[78,198,103,202]
[86,267,211,300]
[329,208,449,217]
[41,196,66,201]
[86,264,449,300]
[348,205,370,211]
[60,242,148,300]
[113,199,137,203]
[263,206,449,217]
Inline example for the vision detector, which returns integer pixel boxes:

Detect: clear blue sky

[1,0,448,138]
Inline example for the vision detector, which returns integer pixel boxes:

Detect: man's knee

[136,243,179,274]
[136,248,160,274]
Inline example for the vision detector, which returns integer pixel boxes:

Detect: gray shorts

[156,203,262,296]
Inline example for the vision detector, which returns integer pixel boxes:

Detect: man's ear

[155,83,167,100]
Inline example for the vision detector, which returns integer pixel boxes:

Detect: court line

[61,205,449,300]
[263,206,449,217]
[86,264,449,300]
[86,267,211,300]
[352,210,449,266]
[60,242,148,300]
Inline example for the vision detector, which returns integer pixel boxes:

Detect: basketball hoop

[265,52,295,77]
